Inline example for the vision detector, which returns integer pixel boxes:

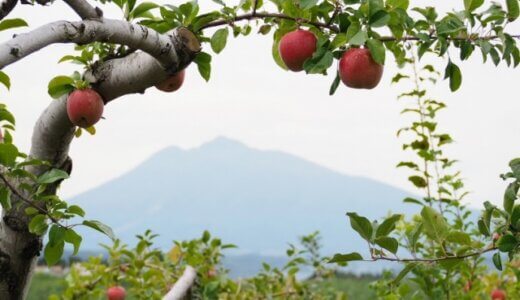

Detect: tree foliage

[0,0,519,298]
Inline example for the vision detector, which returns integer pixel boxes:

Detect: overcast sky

[0,1,519,209]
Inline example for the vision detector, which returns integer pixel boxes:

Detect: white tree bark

[0,18,183,70]
[0,15,200,299]
[62,0,101,20]
[163,266,197,300]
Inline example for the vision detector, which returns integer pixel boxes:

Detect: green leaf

[436,16,465,35]
[329,252,363,263]
[369,10,390,27]
[346,212,373,242]
[0,18,28,31]
[421,206,449,243]
[25,207,38,215]
[346,22,367,46]
[464,0,484,12]
[0,108,15,125]
[497,234,518,252]
[202,230,211,243]
[387,0,409,9]
[493,252,502,270]
[511,205,520,227]
[0,143,19,167]
[67,205,85,217]
[506,0,520,21]
[366,39,385,65]
[131,2,159,19]
[44,240,64,265]
[303,51,333,74]
[408,175,427,188]
[446,230,471,245]
[194,52,212,81]
[374,236,398,253]
[299,0,318,9]
[509,158,520,179]
[391,263,418,286]
[64,229,82,255]
[329,72,341,96]
[48,225,65,246]
[48,76,75,99]
[368,0,385,16]
[210,28,229,54]
[376,214,402,237]
[82,220,116,241]
[29,214,48,236]
[0,186,11,210]
[0,71,10,90]
[37,169,69,184]
[504,182,518,214]
[444,60,462,92]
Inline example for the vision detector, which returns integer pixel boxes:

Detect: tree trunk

[0,23,200,298]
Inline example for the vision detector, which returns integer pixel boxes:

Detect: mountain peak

[199,136,249,150]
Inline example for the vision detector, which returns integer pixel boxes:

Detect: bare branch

[62,0,101,20]
[0,19,199,71]
[0,0,18,21]
[163,266,197,300]
[363,246,497,263]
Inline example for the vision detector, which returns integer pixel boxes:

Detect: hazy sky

[1,1,519,210]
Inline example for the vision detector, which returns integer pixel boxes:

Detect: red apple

[107,286,126,300]
[155,70,185,92]
[279,29,317,72]
[207,267,217,279]
[463,280,472,292]
[492,232,501,241]
[67,89,104,128]
[338,48,384,89]
[491,288,506,300]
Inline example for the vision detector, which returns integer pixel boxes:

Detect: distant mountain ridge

[71,137,416,256]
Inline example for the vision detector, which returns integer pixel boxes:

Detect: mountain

[71,137,416,259]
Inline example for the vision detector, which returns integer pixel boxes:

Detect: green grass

[27,272,66,300]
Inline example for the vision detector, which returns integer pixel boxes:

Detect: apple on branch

[491,288,507,300]
[279,29,317,72]
[155,69,186,92]
[67,88,104,128]
[339,48,384,89]
[107,286,126,300]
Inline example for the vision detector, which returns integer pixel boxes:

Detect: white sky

[0,1,519,209]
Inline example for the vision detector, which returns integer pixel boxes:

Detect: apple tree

[0,0,518,299]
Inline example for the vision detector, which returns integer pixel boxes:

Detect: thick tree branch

[0,18,200,298]
[0,0,17,21]
[0,18,194,72]
[62,0,101,20]
[163,266,197,300]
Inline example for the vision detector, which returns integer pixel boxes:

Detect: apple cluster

[278,29,383,89]
[66,70,186,128]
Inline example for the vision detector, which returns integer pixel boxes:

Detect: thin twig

[200,11,520,43]
[252,0,259,17]
[364,246,497,263]
[0,172,64,227]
